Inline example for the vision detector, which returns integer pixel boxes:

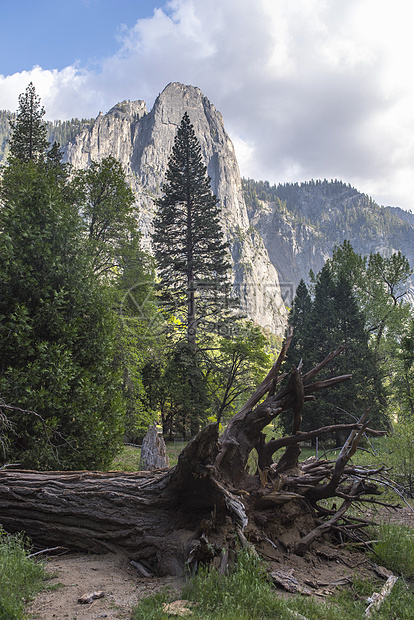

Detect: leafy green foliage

[396,319,414,417]
[329,241,414,420]
[0,85,163,465]
[0,157,126,469]
[159,341,211,439]
[72,155,138,275]
[203,322,271,423]
[372,417,414,496]
[0,529,46,620]
[330,242,413,348]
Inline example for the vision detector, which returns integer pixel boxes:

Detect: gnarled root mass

[0,327,395,576]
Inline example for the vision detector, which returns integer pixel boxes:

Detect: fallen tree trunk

[0,327,391,576]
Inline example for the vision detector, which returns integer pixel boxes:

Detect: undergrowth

[0,529,46,620]
[131,548,414,620]
[371,521,414,578]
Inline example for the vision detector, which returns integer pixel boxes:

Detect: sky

[1,0,414,211]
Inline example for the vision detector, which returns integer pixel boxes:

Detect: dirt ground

[27,553,184,620]
[27,505,414,620]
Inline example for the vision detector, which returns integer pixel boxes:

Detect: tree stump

[139,424,169,470]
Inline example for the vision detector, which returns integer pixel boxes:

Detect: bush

[381,419,414,497]
[0,529,46,619]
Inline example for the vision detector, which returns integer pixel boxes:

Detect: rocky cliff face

[245,179,414,294]
[64,83,287,333]
[248,201,330,293]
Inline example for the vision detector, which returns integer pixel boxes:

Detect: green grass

[131,549,414,620]
[371,522,414,578]
[110,440,188,471]
[111,445,142,471]
[0,529,46,620]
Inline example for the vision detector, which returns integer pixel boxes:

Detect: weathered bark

[0,425,223,575]
[139,424,169,470]
[0,329,391,575]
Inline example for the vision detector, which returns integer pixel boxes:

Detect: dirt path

[28,553,183,620]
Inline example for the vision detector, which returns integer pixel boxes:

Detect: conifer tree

[287,278,312,366]
[0,86,136,469]
[152,112,233,347]
[285,266,386,440]
[8,82,48,162]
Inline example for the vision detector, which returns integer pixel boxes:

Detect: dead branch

[365,575,398,617]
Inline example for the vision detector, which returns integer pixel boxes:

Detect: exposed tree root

[0,327,396,577]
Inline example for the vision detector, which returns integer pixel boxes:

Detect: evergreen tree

[0,86,139,468]
[151,112,233,346]
[0,157,126,469]
[8,82,48,162]
[286,279,312,367]
[285,265,386,441]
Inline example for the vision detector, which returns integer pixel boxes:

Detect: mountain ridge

[243,177,414,293]
[1,83,413,321]
[62,83,288,333]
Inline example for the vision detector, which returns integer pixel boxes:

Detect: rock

[78,591,105,604]
[63,82,287,334]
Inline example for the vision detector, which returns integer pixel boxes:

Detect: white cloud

[1,0,414,210]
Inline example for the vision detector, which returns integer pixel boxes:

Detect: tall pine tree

[8,82,49,162]
[151,113,235,435]
[152,112,233,347]
[286,265,386,442]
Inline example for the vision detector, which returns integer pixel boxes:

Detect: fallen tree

[0,327,392,576]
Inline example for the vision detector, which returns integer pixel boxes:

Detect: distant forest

[242,177,414,252]
[0,110,95,162]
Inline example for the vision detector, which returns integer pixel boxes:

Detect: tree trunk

[0,328,389,576]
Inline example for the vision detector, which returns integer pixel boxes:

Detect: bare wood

[295,481,360,555]
[233,325,293,419]
[139,424,170,470]
[273,368,305,472]
[306,413,369,504]
[365,575,398,617]
[302,346,346,383]
[260,422,383,470]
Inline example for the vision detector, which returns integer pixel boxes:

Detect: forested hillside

[0,110,94,162]
[243,177,414,292]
